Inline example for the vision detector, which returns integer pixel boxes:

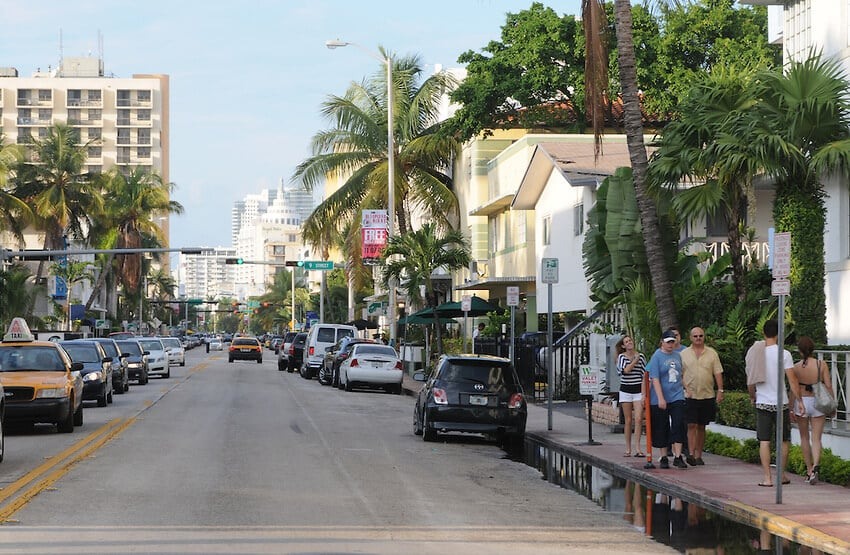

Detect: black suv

[278,332,307,373]
[413,354,527,451]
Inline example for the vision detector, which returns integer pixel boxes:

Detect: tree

[650,64,767,302]
[85,167,183,311]
[755,54,850,343]
[0,264,32,330]
[12,123,101,318]
[293,52,461,261]
[0,137,29,243]
[585,0,678,330]
[381,223,471,355]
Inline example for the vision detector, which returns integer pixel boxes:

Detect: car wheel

[278,361,285,371]
[57,398,75,433]
[73,401,83,426]
[257,358,262,364]
[97,383,108,407]
[229,357,233,363]
[141,370,149,385]
[124,377,130,392]
[413,405,423,436]
[422,409,437,442]
[344,374,353,392]
[115,379,124,394]
[107,389,113,404]
[180,361,185,367]
[331,369,339,388]
[165,368,171,378]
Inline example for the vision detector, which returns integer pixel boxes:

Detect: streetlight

[326,39,397,346]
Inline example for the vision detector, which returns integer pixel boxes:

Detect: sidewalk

[401,374,850,554]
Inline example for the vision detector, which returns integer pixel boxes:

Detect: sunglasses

[692,334,704,338]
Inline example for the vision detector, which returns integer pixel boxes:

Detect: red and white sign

[361,210,389,260]
[361,209,388,230]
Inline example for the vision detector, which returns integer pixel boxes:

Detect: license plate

[240,349,251,353]
[469,395,488,406]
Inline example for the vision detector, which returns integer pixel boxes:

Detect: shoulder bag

[812,361,837,415]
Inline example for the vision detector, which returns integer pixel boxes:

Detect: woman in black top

[617,335,647,457]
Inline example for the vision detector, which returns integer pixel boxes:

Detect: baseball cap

[662,330,677,342]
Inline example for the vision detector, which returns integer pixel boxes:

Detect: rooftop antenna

[59,28,64,69]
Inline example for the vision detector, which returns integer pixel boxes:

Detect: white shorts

[795,396,825,418]
[619,391,644,404]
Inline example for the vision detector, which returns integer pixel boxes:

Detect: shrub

[716,391,756,429]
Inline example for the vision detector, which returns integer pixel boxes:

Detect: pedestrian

[789,336,835,484]
[616,335,647,458]
[472,322,485,353]
[745,319,798,487]
[647,329,688,469]
[681,326,724,466]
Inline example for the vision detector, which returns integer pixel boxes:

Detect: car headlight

[37,387,68,399]
[83,371,103,382]
[127,362,142,368]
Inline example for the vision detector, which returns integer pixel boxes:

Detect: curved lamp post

[326,39,396,346]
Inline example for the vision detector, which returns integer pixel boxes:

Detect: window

[117,147,131,163]
[67,90,82,106]
[137,128,151,144]
[87,90,101,103]
[137,147,151,159]
[38,89,52,102]
[38,128,49,139]
[542,215,551,246]
[117,128,130,144]
[87,128,102,141]
[574,204,584,236]
[137,109,151,121]
[88,146,102,158]
[137,90,151,102]
[117,90,130,106]
[68,109,81,124]
[38,109,52,122]
[117,109,130,125]
[88,109,102,122]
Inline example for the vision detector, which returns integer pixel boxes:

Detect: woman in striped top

[617,335,647,457]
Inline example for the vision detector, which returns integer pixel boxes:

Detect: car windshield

[233,338,258,347]
[439,361,516,387]
[139,339,163,351]
[316,328,336,342]
[353,345,397,357]
[61,343,101,363]
[116,341,142,356]
[161,338,181,348]
[0,345,66,372]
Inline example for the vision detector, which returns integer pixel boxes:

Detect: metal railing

[815,349,849,431]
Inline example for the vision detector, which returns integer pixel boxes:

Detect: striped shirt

[617,353,647,390]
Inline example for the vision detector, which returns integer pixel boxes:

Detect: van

[300,323,357,379]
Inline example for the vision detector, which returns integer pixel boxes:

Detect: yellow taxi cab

[0,318,84,433]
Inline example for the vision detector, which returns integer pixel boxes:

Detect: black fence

[475,332,590,403]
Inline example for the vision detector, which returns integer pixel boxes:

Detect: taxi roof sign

[4,317,35,342]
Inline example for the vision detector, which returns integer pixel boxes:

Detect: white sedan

[137,337,170,378]
[209,338,223,351]
[339,344,403,394]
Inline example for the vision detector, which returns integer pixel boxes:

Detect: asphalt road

[0,348,673,554]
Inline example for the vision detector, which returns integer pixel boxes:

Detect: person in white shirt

[745,319,799,487]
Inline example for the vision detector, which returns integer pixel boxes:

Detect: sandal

[623,452,632,457]
[634,452,645,458]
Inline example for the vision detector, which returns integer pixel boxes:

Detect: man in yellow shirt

[681,327,724,466]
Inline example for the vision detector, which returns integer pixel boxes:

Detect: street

[0,348,670,554]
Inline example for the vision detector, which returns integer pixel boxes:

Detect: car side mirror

[413,371,426,382]
[120,353,129,358]
[143,351,150,355]
[70,362,84,372]
[103,356,113,363]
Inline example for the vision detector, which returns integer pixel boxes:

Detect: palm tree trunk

[85,254,114,311]
[613,0,678,330]
[727,189,746,303]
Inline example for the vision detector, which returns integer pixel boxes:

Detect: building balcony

[16,98,52,107]
[66,99,103,108]
[116,99,152,108]
[116,118,152,127]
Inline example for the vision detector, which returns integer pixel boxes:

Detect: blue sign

[53,276,68,300]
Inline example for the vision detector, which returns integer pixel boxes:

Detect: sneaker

[695,457,705,466]
[686,455,697,466]
[659,457,670,469]
[673,456,688,469]
[810,466,819,485]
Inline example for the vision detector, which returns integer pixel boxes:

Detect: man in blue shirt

[647,329,687,469]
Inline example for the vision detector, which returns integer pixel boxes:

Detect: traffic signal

[225,257,244,265]
[284,260,304,267]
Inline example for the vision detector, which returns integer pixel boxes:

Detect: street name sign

[303,260,334,271]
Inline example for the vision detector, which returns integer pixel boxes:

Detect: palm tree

[583,0,678,330]
[0,263,32,330]
[381,223,471,355]
[650,64,765,302]
[293,52,461,266]
[85,167,183,311]
[11,123,101,317]
[0,137,30,243]
[755,54,850,343]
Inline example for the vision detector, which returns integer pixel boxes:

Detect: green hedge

[716,391,756,429]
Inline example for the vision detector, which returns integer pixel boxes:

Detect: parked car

[208,337,223,351]
[60,340,114,407]
[108,331,136,340]
[160,336,186,367]
[301,324,357,379]
[88,337,130,395]
[270,336,284,353]
[413,354,527,451]
[115,339,149,385]
[276,332,298,370]
[338,343,403,394]
[322,337,375,387]
[136,337,169,378]
[279,332,307,372]
[0,318,83,433]
[229,337,263,363]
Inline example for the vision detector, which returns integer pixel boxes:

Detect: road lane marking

[0,417,136,521]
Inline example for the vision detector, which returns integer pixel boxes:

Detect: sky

[2,1,581,251]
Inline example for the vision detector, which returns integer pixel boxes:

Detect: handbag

[812,362,837,415]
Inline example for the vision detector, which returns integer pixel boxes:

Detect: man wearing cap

[646,329,688,469]
[681,326,724,466]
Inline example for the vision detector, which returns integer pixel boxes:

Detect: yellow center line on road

[0,416,137,522]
